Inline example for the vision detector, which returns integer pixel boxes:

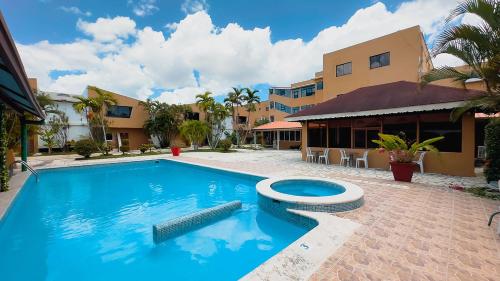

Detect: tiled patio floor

[21,150,500,280]
[172,150,499,281]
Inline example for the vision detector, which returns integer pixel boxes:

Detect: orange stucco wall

[270,26,432,122]
[322,26,431,101]
[87,86,149,150]
[301,114,476,177]
[87,86,148,129]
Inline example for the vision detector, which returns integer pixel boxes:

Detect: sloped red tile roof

[286,81,485,121]
[253,121,302,131]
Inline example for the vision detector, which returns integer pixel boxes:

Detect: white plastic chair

[356,151,369,168]
[340,149,350,166]
[306,147,316,163]
[318,148,330,165]
[413,151,426,173]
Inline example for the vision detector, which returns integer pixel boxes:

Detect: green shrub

[218,139,232,152]
[139,143,153,154]
[485,118,500,182]
[74,139,97,158]
[101,142,112,155]
[120,139,130,154]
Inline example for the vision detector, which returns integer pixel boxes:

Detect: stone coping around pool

[241,210,361,281]
[256,176,364,205]
[0,171,30,221]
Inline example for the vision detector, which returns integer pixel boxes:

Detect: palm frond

[421,67,477,86]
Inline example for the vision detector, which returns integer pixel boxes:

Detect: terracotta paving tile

[157,153,500,281]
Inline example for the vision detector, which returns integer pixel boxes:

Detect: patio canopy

[0,12,44,118]
[286,81,484,122]
[253,121,302,131]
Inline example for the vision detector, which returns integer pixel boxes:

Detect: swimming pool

[0,160,311,281]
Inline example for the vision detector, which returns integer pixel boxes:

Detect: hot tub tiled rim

[256,176,365,205]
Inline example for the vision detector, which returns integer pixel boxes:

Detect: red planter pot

[171,147,181,156]
[390,162,416,182]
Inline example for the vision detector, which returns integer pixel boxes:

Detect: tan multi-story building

[87,86,149,150]
[274,25,489,177]
[268,25,433,120]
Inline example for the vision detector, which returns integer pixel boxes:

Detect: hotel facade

[274,25,487,177]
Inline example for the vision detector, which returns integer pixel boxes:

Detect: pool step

[153,200,242,244]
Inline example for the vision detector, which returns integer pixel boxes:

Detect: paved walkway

[17,150,500,280]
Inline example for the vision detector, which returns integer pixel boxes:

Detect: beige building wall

[87,86,149,150]
[322,26,432,101]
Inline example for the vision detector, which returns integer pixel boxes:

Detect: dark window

[238,116,247,124]
[105,133,113,141]
[293,89,299,98]
[366,129,380,148]
[307,122,327,147]
[336,62,352,77]
[354,128,380,149]
[316,81,323,90]
[419,120,461,152]
[338,127,351,148]
[292,107,299,114]
[354,129,366,148]
[295,131,301,142]
[280,131,285,140]
[328,127,338,148]
[370,52,390,69]
[299,85,315,97]
[106,105,132,118]
[185,112,200,120]
[270,116,275,122]
[383,123,417,144]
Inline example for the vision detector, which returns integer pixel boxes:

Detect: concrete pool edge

[241,210,361,281]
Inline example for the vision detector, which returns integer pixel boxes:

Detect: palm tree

[195,91,215,122]
[421,0,499,120]
[73,96,99,143]
[244,88,261,124]
[242,88,261,142]
[91,88,118,143]
[224,87,245,145]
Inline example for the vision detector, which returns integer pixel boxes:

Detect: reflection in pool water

[0,160,310,281]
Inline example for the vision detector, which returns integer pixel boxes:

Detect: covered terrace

[0,11,45,189]
[286,81,486,177]
[252,121,302,150]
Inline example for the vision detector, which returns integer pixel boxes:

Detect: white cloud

[128,0,159,17]
[181,0,209,14]
[77,17,136,42]
[18,0,459,104]
[59,6,92,17]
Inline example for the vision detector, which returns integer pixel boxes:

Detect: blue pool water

[271,180,346,197]
[0,160,311,281]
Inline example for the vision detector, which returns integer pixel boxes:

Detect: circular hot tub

[257,177,364,215]
[270,179,346,197]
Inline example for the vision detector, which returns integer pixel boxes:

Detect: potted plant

[170,141,181,156]
[372,133,444,182]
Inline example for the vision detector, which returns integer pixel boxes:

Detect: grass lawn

[183,148,237,153]
[76,151,166,160]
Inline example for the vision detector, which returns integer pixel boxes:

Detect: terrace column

[277,130,280,150]
[20,116,27,171]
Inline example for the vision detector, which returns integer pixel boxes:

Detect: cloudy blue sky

[2,0,469,103]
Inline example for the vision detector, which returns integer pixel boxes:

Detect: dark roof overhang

[0,12,44,118]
